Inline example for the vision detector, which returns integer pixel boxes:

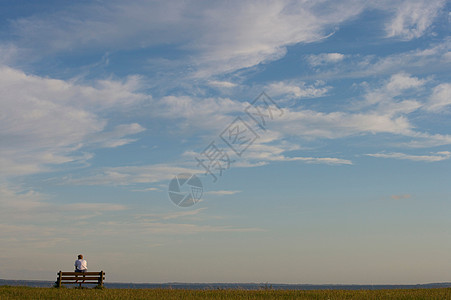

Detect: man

[74,254,87,272]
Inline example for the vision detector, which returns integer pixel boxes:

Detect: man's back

[75,258,87,271]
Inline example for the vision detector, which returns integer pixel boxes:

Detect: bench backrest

[56,271,105,287]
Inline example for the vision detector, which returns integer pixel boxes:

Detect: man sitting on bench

[74,254,87,283]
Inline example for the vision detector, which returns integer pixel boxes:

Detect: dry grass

[1,286,451,299]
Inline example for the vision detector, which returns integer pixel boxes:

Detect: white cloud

[208,80,237,88]
[385,0,445,40]
[285,156,352,165]
[307,53,345,66]
[385,72,427,93]
[267,80,330,99]
[356,72,426,116]
[425,83,451,112]
[366,151,451,162]
[0,66,147,177]
[190,1,366,76]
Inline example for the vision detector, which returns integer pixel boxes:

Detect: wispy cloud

[185,130,353,168]
[401,132,451,148]
[136,208,207,220]
[206,190,242,196]
[391,194,412,200]
[240,137,352,165]
[88,123,146,148]
[425,83,451,112]
[385,0,445,40]
[208,80,237,88]
[0,184,129,229]
[275,109,413,139]
[366,151,451,162]
[0,43,18,65]
[62,164,201,186]
[0,184,48,211]
[132,187,160,192]
[155,95,246,133]
[266,80,330,99]
[302,40,451,80]
[64,203,127,211]
[307,53,345,66]
[286,156,352,165]
[115,221,264,234]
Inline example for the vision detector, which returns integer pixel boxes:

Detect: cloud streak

[391,194,412,200]
[307,53,345,66]
[366,151,451,162]
[206,190,242,196]
[62,164,202,186]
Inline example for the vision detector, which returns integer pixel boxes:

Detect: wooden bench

[55,271,105,288]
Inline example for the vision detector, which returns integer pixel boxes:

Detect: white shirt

[75,259,87,271]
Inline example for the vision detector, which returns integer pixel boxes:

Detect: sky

[0,0,450,284]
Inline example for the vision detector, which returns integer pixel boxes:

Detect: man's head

[78,254,83,259]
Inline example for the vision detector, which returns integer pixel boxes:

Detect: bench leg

[56,271,62,288]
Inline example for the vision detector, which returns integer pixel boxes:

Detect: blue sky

[1,0,450,284]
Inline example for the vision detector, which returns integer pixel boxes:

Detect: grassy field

[1,286,451,299]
